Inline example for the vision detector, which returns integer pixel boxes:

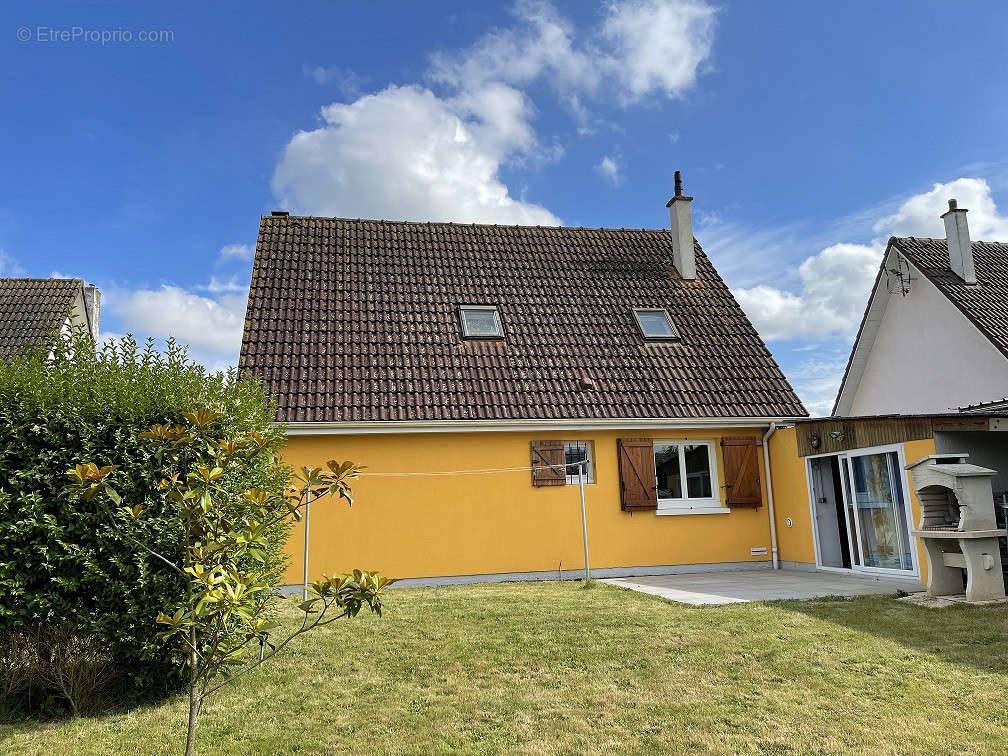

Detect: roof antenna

[674,170,684,197]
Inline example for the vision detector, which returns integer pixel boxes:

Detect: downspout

[762,422,780,569]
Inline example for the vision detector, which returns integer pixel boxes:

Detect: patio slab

[603,568,923,605]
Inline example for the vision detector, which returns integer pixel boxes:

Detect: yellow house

[240,177,814,586]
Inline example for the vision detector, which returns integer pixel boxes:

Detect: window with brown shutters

[530,440,566,486]
[720,436,762,508]
[618,438,658,511]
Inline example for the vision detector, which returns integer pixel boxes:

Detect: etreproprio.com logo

[17,26,175,44]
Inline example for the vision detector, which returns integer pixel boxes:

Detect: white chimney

[667,170,696,280]
[941,198,976,284]
[83,284,101,343]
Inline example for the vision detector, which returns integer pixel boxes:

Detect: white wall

[849,267,1008,415]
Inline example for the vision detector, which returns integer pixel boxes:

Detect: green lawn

[4,581,1008,755]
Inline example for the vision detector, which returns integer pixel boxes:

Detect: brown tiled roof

[239,216,807,423]
[0,278,82,359]
[894,237,1008,360]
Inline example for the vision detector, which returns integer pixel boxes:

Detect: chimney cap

[666,169,693,207]
[271,210,289,217]
[941,198,967,218]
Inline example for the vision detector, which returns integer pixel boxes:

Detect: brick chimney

[941,198,976,284]
[83,284,101,343]
[667,170,696,280]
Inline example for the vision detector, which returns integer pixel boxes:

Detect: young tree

[66,407,391,756]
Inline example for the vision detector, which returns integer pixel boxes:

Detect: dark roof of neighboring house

[893,236,1008,360]
[957,396,1008,415]
[0,278,83,358]
[239,215,808,424]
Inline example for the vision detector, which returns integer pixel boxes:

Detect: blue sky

[3,1,1008,413]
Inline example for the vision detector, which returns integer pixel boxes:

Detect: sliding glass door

[842,449,915,573]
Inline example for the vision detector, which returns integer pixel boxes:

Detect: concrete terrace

[604,569,924,605]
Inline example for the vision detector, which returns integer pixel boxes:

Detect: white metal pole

[302,490,311,601]
[578,460,590,581]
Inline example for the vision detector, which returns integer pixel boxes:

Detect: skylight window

[634,308,679,340]
[459,305,504,339]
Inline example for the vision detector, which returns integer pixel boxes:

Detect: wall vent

[750,547,768,556]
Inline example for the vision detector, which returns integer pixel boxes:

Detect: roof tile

[0,278,82,359]
[240,217,807,423]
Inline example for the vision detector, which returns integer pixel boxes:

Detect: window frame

[652,438,723,513]
[458,304,505,340]
[562,440,595,485]
[633,308,679,341]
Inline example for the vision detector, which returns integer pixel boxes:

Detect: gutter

[762,422,780,569]
[283,416,810,436]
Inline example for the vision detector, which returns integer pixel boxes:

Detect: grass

[3,581,1008,754]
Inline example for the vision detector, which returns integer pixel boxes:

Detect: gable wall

[849,268,1008,415]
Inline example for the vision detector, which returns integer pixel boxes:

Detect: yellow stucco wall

[281,428,777,583]
[904,438,937,584]
[768,427,934,583]
[768,426,816,565]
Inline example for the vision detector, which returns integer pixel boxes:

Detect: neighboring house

[0,278,101,358]
[240,175,809,585]
[834,199,1008,415]
[762,201,1008,589]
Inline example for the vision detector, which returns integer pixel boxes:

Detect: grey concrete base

[603,569,924,605]
[778,560,818,572]
[899,592,1008,609]
[280,560,772,592]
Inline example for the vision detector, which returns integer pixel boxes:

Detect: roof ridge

[260,214,671,234]
[895,235,1008,246]
[0,276,83,283]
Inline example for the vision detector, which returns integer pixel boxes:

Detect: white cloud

[732,176,1008,344]
[0,249,25,276]
[595,155,623,185]
[200,274,249,295]
[273,83,560,224]
[217,243,253,264]
[303,64,366,97]
[599,0,716,102]
[274,1,716,223]
[734,242,881,341]
[788,356,850,417]
[104,285,246,369]
[429,0,715,107]
[872,176,1008,241]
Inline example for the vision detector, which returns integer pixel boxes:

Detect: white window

[563,440,595,485]
[459,305,503,338]
[653,440,721,511]
[633,308,679,340]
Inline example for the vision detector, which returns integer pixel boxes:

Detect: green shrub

[0,331,289,706]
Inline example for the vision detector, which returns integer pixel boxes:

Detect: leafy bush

[0,331,289,706]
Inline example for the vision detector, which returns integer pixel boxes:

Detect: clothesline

[359,458,588,477]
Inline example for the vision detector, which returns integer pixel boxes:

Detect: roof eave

[281,416,809,436]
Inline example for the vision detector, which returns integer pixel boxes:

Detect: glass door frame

[805,443,920,579]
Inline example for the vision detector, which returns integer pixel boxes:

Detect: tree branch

[202,608,350,697]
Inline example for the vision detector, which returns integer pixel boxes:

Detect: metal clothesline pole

[302,489,311,602]
[577,459,590,582]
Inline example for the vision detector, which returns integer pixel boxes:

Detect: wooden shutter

[721,437,762,508]
[618,438,657,511]
[530,440,566,486]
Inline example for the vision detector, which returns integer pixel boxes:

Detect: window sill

[656,506,731,516]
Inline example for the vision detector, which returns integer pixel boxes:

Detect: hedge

[0,332,289,704]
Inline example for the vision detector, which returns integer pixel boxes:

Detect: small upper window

[459,305,504,339]
[634,308,678,340]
